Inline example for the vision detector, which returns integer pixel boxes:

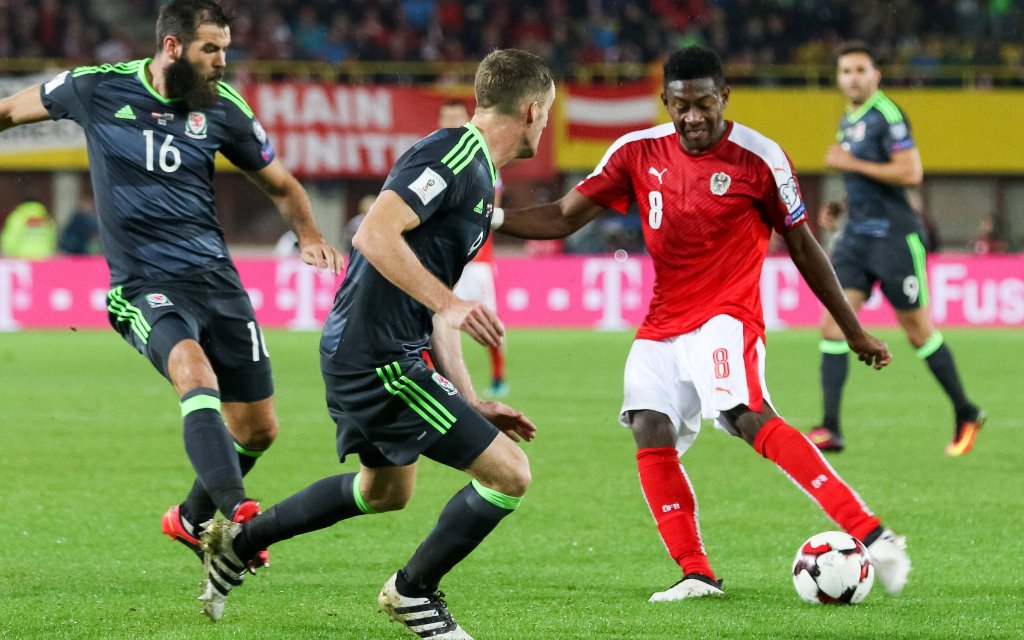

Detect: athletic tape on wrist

[491,207,504,230]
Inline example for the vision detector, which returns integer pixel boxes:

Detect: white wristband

[491,206,504,230]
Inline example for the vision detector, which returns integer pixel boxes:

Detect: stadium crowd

[1,0,1022,82]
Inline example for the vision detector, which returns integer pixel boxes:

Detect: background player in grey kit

[807,41,984,456]
[0,0,343,563]
[196,49,553,639]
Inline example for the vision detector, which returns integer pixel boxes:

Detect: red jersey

[576,121,807,341]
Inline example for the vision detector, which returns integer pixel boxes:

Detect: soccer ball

[792,531,874,604]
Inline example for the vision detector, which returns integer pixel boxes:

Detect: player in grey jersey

[195,49,553,639]
[807,41,983,457]
[0,0,343,567]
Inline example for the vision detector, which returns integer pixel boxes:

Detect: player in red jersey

[494,47,911,601]
[441,99,509,397]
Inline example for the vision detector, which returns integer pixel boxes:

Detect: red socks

[489,344,505,384]
[636,447,715,579]
[754,418,881,541]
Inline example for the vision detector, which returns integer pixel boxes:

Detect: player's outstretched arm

[497,189,604,239]
[428,314,535,442]
[783,224,892,369]
[354,190,504,348]
[0,85,50,133]
[245,160,344,275]
[825,144,922,187]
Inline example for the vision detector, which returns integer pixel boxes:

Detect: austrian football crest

[710,172,731,196]
[185,111,208,139]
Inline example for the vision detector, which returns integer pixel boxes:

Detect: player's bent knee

[223,402,279,449]
[479,447,531,498]
[499,461,532,498]
[364,485,414,513]
[366,494,410,513]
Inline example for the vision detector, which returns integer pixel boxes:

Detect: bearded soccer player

[807,41,984,456]
[494,46,911,601]
[0,0,342,568]
[194,49,550,638]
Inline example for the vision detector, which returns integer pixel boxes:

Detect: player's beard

[165,54,222,110]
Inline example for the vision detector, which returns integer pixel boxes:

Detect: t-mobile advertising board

[0,255,1021,332]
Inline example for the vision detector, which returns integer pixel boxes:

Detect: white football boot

[197,519,246,621]
[378,572,473,639]
[866,528,911,595]
[649,573,725,602]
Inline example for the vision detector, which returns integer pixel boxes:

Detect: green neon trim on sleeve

[441,130,474,166]
[916,331,944,359]
[180,394,222,417]
[233,441,266,458]
[444,140,481,175]
[353,473,377,514]
[876,96,905,124]
[471,479,522,511]
[464,123,497,184]
[217,82,254,117]
[906,233,930,307]
[819,340,851,355]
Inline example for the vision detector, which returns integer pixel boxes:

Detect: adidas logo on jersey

[473,199,484,214]
[114,105,136,120]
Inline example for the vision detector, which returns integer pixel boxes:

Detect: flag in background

[565,82,658,140]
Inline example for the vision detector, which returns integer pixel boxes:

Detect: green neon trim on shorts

[906,233,930,308]
[819,340,851,355]
[107,286,152,344]
[471,480,522,511]
[233,441,266,458]
[375,362,456,434]
[376,366,448,434]
[180,394,221,417]
[916,331,944,359]
[353,473,377,514]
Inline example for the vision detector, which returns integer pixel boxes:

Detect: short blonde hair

[474,49,553,116]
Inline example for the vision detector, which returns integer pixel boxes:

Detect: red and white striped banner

[565,82,657,141]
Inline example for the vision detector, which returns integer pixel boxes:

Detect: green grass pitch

[0,328,1021,639]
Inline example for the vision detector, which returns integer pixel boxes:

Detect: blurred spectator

[1,0,1022,83]
[971,213,1013,254]
[1,198,56,259]
[58,194,100,255]
[293,6,328,60]
[343,194,376,253]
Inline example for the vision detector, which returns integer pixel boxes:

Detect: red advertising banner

[241,83,554,180]
[1,255,1021,332]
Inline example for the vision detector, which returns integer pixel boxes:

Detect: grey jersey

[321,124,498,372]
[40,59,274,285]
[837,90,920,237]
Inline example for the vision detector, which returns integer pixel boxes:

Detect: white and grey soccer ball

[792,531,874,604]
